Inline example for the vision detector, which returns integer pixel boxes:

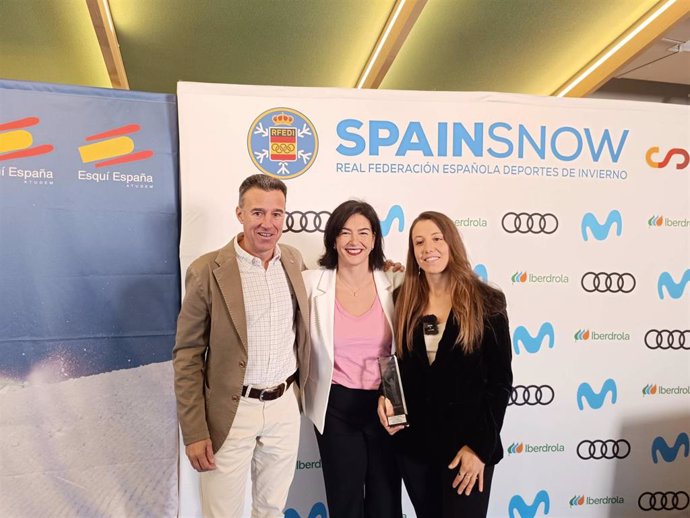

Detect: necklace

[336,274,373,297]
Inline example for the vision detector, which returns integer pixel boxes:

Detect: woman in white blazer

[302,200,403,518]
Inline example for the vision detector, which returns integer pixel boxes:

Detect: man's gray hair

[238,174,287,206]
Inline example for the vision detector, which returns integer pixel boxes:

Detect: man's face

[236,187,286,260]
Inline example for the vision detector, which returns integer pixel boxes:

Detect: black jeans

[315,384,402,518]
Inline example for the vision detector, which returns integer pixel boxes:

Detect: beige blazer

[301,268,403,433]
[173,237,309,453]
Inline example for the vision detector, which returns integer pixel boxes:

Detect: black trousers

[398,452,495,518]
[315,384,402,518]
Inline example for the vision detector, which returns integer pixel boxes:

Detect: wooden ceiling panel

[108,0,396,93]
[380,0,661,94]
[0,0,110,88]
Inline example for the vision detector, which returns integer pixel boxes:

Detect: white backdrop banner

[177,82,689,518]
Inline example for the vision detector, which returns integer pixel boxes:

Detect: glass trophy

[378,355,409,426]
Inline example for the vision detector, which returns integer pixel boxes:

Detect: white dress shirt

[234,238,297,387]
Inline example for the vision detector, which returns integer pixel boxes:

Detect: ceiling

[1,0,689,99]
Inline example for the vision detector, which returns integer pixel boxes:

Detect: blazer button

[239,361,246,368]
[232,395,239,402]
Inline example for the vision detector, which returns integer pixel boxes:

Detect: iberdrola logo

[643,384,658,396]
[648,215,664,227]
[507,442,524,455]
[570,495,585,507]
[574,330,591,341]
[512,272,527,283]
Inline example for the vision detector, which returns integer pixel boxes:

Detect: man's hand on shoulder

[186,438,216,472]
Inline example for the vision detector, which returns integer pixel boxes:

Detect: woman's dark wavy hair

[318,200,386,270]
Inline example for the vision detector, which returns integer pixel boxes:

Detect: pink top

[332,295,392,390]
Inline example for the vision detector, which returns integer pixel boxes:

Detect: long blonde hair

[394,211,506,355]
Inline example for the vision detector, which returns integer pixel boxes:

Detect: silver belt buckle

[259,388,270,401]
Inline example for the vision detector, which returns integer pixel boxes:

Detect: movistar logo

[513,322,555,355]
[657,269,690,300]
[651,432,689,463]
[380,205,404,237]
[474,264,488,282]
[577,379,617,410]
[581,210,623,241]
[508,490,550,518]
[284,502,328,518]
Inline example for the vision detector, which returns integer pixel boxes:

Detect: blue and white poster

[0,79,180,517]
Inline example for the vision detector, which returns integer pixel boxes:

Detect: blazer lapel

[314,269,336,362]
[213,239,248,353]
[374,270,396,354]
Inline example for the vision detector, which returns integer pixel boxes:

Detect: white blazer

[301,268,404,433]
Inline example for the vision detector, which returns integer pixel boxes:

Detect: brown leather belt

[241,372,297,401]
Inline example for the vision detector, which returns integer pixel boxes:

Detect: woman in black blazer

[378,211,513,518]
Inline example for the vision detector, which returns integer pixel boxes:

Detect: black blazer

[395,308,513,466]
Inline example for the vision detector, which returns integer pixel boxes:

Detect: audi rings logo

[283,211,330,233]
[638,491,689,511]
[581,272,636,293]
[644,329,690,350]
[509,385,555,406]
[576,439,631,460]
[501,212,558,234]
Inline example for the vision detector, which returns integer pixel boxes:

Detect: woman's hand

[377,396,405,435]
[448,445,485,495]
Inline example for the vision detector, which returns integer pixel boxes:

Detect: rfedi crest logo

[284,502,327,518]
[570,494,624,507]
[651,432,689,464]
[657,269,690,300]
[508,490,549,518]
[511,271,568,284]
[642,383,690,397]
[648,214,690,228]
[507,441,564,455]
[645,146,689,170]
[574,328,629,342]
[248,108,318,179]
[77,124,154,188]
[0,116,55,184]
[577,379,617,410]
[513,322,555,355]
[581,210,623,241]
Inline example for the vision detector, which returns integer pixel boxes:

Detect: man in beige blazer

[173,174,310,518]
